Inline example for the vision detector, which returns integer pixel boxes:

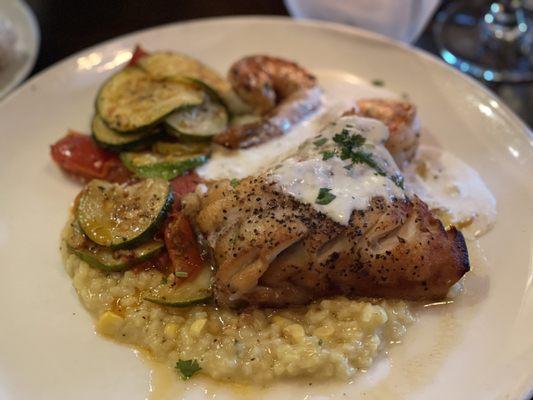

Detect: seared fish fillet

[185,116,469,308]
[188,178,468,307]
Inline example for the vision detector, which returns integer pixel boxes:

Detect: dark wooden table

[25,0,532,127]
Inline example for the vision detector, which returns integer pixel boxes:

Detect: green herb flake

[326,122,405,189]
[350,151,386,175]
[372,79,385,87]
[161,276,168,285]
[339,147,352,160]
[333,130,366,151]
[321,150,336,160]
[350,134,366,148]
[174,271,189,278]
[313,137,327,147]
[230,178,240,188]
[176,359,201,380]
[332,130,348,144]
[318,338,324,346]
[315,188,336,205]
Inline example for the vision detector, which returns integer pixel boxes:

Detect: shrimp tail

[214,121,280,149]
[214,86,322,149]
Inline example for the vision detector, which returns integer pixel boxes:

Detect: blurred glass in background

[285,0,531,84]
[284,0,441,43]
[434,0,532,82]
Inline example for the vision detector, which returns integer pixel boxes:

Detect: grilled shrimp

[213,55,322,149]
[343,99,420,167]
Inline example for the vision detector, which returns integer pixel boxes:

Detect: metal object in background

[434,0,532,82]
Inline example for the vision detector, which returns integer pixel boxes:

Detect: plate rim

[0,15,531,138]
[0,15,532,400]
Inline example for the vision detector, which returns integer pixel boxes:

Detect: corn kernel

[96,311,124,336]
[190,318,207,336]
[362,304,388,326]
[164,323,178,339]
[313,325,335,338]
[272,315,290,326]
[283,323,305,342]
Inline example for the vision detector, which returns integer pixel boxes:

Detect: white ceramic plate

[0,0,39,99]
[0,17,531,400]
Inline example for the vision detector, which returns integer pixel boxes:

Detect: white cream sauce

[268,116,405,225]
[403,145,497,239]
[197,69,496,236]
[196,69,398,180]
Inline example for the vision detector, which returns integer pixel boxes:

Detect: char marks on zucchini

[165,99,229,141]
[136,51,245,112]
[96,67,204,132]
[77,178,173,248]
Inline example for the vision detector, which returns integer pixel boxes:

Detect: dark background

[24,0,532,127]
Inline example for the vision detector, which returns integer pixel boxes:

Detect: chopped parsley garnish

[321,150,335,160]
[176,359,201,380]
[315,188,336,205]
[333,129,366,148]
[332,129,366,161]
[329,128,385,175]
[161,276,168,285]
[318,338,324,346]
[313,137,327,147]
[319,125,405,190]
[230,178,240,188]
[350,151,386,176]
[372,79,384,86]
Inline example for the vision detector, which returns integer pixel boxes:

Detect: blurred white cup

[284,0,441,43]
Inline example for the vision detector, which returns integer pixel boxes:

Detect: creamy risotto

[62,220,414,383]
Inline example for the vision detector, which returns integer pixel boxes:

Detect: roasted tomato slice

[50,131,131,183]
[164,212,203,282]
[164,173,205,281]
[128,45,148,67]
[132,249,171,274]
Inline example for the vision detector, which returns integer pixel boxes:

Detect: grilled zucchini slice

[96,67,203,132]
[70,241,163,272]
[66,219,164,272]
[136,52,229,98]
[66,219,163,271]
[151,141,210,156]
[77,178,172,249]
[144,266,213,307]
[164,99,228,141]
[136,51,251,115]
[120,151,209,180]
[91,114,157,151]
